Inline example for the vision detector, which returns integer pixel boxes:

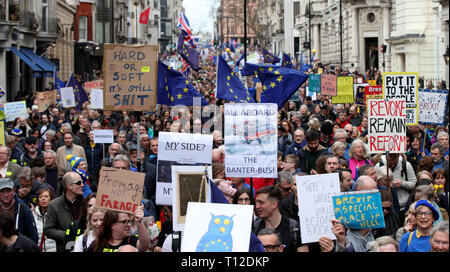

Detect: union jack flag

[177,12,197,48]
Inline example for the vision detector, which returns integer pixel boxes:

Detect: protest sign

[36,90,56,112]
[354,84,369,106]
[103,44,158,111]
[418,89,448,125]
[368,99,406,153]
[96,167,145,213]
[156,132,213,205]
[364,85,383,104]
[224,103,278,178]
[332,190,385,229]
[0,119,5,146]
[171,165,212,231]
[93,129,114,144]
[181,202,254,252]
[4,101,27,122]
[83,80,103,92]
[90,89,104,109]
[320,74,337,96]
[383,72,418,125]
[309,74,321,93]
[368,80,377,86]
[332,76,354,104]
[297,173,341,244]
[60,87,76,108]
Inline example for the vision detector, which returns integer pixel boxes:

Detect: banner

[224,103,278,178]
[103,44,158,111]
[96,167,145,213]
[60,87,76,108]
[36,90,57,112]
[418,89,448,125]
[332,190,385,229]
[309,74,321,93]
[332,76,354,104]
[156,132,213,205]
[383,72,419,125]
[320,74,337,96]
[4,101,27,122]
[368,99,406,153]
[297,173,341,244]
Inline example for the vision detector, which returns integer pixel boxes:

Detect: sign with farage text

[103,44,158,111]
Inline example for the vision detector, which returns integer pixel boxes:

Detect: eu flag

[66,74,89,111]
[216,55,255,103]
[262,48,280,64]
[241,62,279,76]
[157,61,208,106]
[177,32,200,71]
[282,53,294,69]
[259,67,308,109]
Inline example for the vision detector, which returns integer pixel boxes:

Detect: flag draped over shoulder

[177,32,200,71]
[66,74,89,111]
[259,67,308,109]
[216,55,255,103]
[262,48,280,64]
[157,60,208,106]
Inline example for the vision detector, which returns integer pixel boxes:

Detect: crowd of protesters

[0,46,448,253]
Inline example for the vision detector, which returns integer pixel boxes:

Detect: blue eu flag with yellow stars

[262,48,280,64]
[241,63,279,77]
[177,32,200,71]
[216,55,255,104]
[157,60,208,106]
[66,74,89,111]
[259,67,308,109]
[282,53,294,69]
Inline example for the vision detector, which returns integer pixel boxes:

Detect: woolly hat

[11,128,23,137]
[66,155,85,170]
[415,199,440,221]
[73,168,89,185]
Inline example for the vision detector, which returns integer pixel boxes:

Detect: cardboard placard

[103,44,158,111]
[96,167,145,213]
[320,74,337,96]
[36,90,57,112]
[368,99,406,153]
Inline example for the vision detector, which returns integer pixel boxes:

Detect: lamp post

[444,46,449,65]
[134,0,139,44]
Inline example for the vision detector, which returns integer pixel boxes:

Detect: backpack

[379,158,409,181]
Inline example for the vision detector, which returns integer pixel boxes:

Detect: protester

[73,206,105,252]
[31,188,56,252]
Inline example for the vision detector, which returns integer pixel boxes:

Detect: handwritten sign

[368,99,406,153]
[354,84,368,106]
[4,101,27,121]
[83,80,104,91]
[297,173,341,243]
[383,72,418,125]
[418,89,448,125]
[103,44,158,111]
[93,129,114,144]
[96,167,145,213]
[90,89,104,109]
[332,190,385,229]
[332,76,354,104]
[309,74,321,93]
[36,90,57,112]
[320,74,337,96]
[60,87,76,108]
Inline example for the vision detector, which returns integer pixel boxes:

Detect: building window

[79,16,88,40]
[0,0,6,21]
[96,21,110,44]
[8,0,20,21]
[367,12,375,23]
[42,0,48,31]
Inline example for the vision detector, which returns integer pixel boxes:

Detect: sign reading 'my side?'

[103,44,158,111]
[368,99,407,153]
[224,103,278,179]
[383,72,418,125]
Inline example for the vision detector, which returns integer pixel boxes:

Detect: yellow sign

[332,76,354,104]
[368,80,376,86]
[141,66,150,72]
[0,119,5,146]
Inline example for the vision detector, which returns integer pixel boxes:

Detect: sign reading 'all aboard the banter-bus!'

[103,44,158,111]
[382,72,418,125]
[224,103,278,178]
[368,99,407,153]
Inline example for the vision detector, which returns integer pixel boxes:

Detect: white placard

[4,100,27,121]
[224,103,278,178]
[171,165,212,231]
[383,72,418,125]
[60,87,76,108]
[297,173,340,244]
[90,88,104,109]
[418,89,448,125]
[181,202,254,252]
[156,132,213,205]
[93,129,114,144]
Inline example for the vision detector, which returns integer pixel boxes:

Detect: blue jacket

[13,195,39,244]
[84,142,103,179]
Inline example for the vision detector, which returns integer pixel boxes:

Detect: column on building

[352,7,359,69]
[382,6,390,72]
[312,23,320,61]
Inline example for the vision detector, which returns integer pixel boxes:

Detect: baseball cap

[0,178,14,190]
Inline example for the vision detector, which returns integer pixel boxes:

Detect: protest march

[0,11,448,258]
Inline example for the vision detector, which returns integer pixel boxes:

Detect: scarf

[346,229,374,252]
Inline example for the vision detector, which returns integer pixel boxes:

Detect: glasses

[280,186,292,192]
[71,180,83,186]
[416,211,433,218]
[264,244,283,251]
[115,219,131,226]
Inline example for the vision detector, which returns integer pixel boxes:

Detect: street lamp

[134,0,139,44]
[444,46,449,65]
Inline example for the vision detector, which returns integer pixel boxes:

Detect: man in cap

[18,136,44,167]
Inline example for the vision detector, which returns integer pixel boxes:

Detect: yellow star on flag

[177,93,183,99]
[270,82,276,88]
[183,87,188,93]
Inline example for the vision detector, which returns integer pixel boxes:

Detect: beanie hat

[11,128,23,137]
[415,199,440,221]
[66,155,84,170]
[73,168,90,186]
